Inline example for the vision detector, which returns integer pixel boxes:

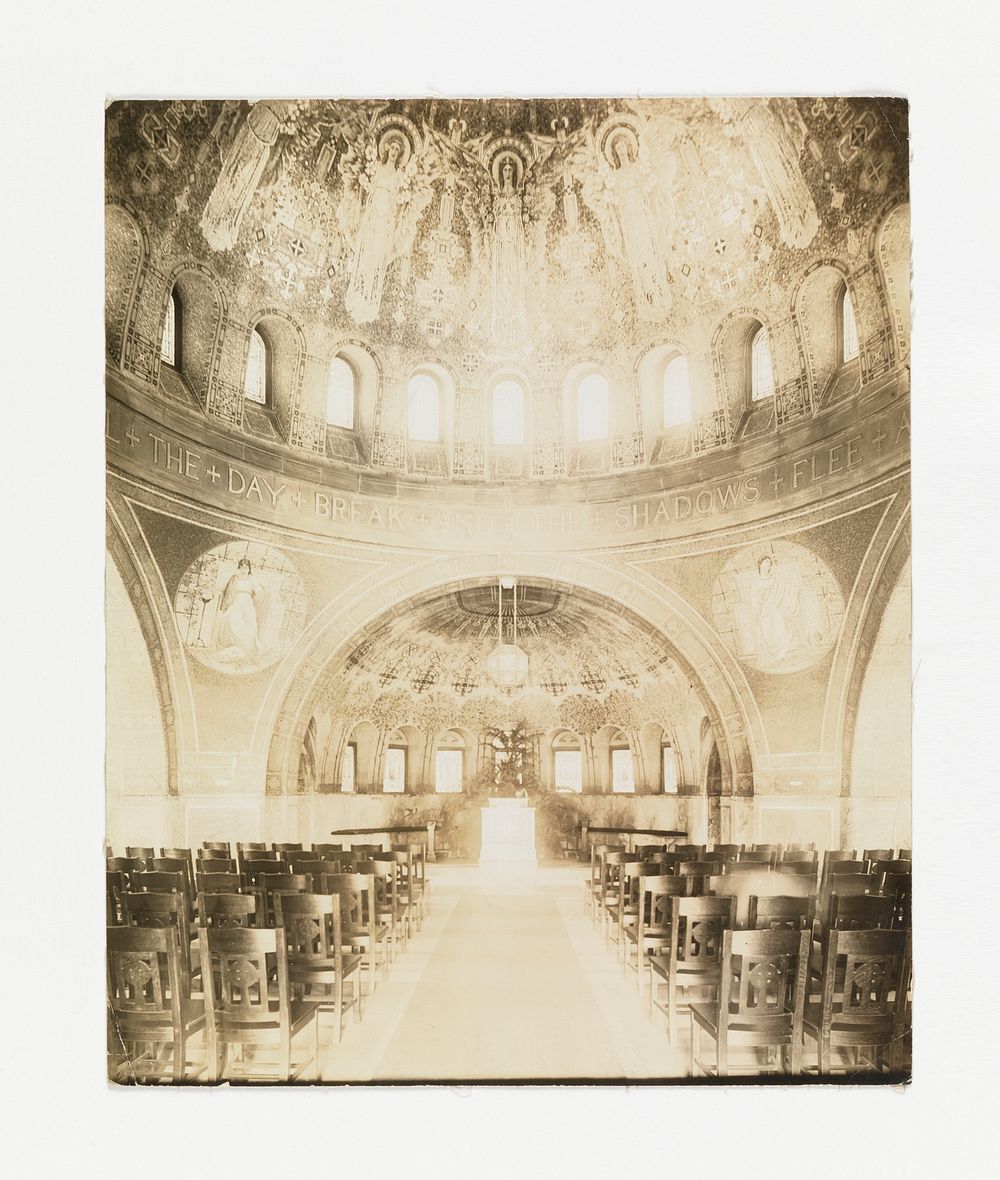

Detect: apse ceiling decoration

[710,539,844,675]
[107,97,907,361]
[173,541,308,675]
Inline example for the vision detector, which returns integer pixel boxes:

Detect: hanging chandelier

[485,576,529,693]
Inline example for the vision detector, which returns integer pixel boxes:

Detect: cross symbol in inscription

[125,426,141,448]
[872,424,887,452]
[288,237,305,258]
[206,465,222,483]
[415,511,431,528]
[289,489,303,509]
[770,469,784,494]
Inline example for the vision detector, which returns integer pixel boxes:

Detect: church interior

[104,96,912,1084]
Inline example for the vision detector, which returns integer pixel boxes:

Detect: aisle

[321,864,685,1082]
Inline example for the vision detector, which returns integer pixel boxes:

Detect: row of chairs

[586,845,911,1077]
[107,842,431,1083]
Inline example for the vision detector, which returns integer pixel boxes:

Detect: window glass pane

[245,330,267,405]
[554,749,583,793]
[611,747,635,794]
[341,744,356,793]
[383,747,406,793]
[492,379,525,445]
[662,746,679,794]
[842,288,859,362]
[435,749,463,794]
[407,373,440,441]
[662,355,692,427]
[160,291,176,366]
[576,373,610,441]
[751,328,775,401]
[327,356,355,428]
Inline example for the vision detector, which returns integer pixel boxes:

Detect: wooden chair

[820,849,858,888]
[752,843,782,855]
[260,873,311,927]
[393,843,430,918]
[107,871,127,926]
[870,858,911,881]
[774,861,818,879]
[715,868,815,930]
[158,849,196,898]
[748,894,816,931]
[690,928,810,1077]
[623,875,686,995]
[121,890,194,997]
[107,856,143,888]
[312,843,344,858]
[677,860,721,896]
[125,846,156,865]
[275,892,364,1044]
[201,842,232,856]
[389,847,425,933]
[597,850,628,937]
[150,859,197,913]
[803,929,911,1075]
[739,848,778,867]
[879,872,912,930]
[863,848,893,863]
[287,856,326,878]
[198,926,319,1083]
[132,870,194,924]
[607,861,649,955]
[240,849,279,865]
[272,842,304,855]
[198,892,257,928]
[711,844,743,858]
[674,844,706,856]
[197,857,239,874]
[585,844,625,917]
[724,860,774,875]
[237,842,268,853]
[320,873,389,997]
[107,925,205,1083]
[824,859,869,886]
[365,858,406,959]
[196,871,244,895]
[826,892,894,932]
[781,848,818,863]
[648,895,737,1044]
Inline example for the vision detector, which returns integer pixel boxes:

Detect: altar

[479,798,537,865]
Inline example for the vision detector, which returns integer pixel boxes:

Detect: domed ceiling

[106,97,908,366]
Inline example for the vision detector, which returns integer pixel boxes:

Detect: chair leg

[717,1030,728,1078]
[667,976,677,1046]
[334,973,343,1045]
[278,1031,291,1083]
[311,1014,320,1081]
[689,1013,697,1076]
[173,1031,184,1083]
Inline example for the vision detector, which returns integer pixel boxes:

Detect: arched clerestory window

[407,372,441,442]
[750,325,775,402]
[160,287,181,368]
[244,328,269,406]
[575,372,610,442]
[492,378,526,445]
[841,285,859,363]
[326,354,356,429]
[662,354,692,427]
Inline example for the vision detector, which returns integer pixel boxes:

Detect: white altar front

[479,798,537,865]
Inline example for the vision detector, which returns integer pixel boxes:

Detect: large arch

[261,556,767,807]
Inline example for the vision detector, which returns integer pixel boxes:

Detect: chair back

[240,848,279,863]
[198,926,288,1023]
[366,858,400,917]
[320,872,376,932]
[879,872,912,929]
[669,895,737,968]
[816,928,910,1043]
[276,892,343,964]
[827,892,894,931]
[237,842,268,853]
[133,869,187,895]
[312,843,343,858]
[725,860,774,875]
[120,890,192,993]
[242,861,289,888]
[151,856,189,877]
[106,870,127,925]
[674,844,706,856]
[201,842,232,856]
[717,928,809,1042]
[678,860,721,895]
[196,871,243,894]
[863,848,893,863]
[107,856,142,885]
[261,873,311,926]
[287,856,325,877]
[748,894,816,931]
[870,858,910,881]
[272,842,304,854]
[711,844,743,857]
[107,924,183,1019]
[751,843,782,854]
[197,857,239,874]
[739,849,778,867]
[125,846,156,864]
[198,892,256,928]
[636,875,686,940]
[780,848,818,863]
[774,861,817,878]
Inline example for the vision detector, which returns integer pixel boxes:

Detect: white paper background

[5,0,998,1171]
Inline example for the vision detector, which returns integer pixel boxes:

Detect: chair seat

[691,1001,795,1040]
[624,926,669,945]
[217,999,317,1038]
[802,1003,895,1043]
[344,925,388,945]
[112,998,205,1037]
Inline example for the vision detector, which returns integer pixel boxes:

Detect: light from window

[611,747,635,794]
[341,744,356,793]
[662,355,692,427]
[435,749,463,794]
[407,373,440,441]
[576,373,610,442]
[492,379,525,445]
[245,329,267,405]
[750,327,775,402]
[383,746,406,793]
[160,290,177,366]
[662,745,679,794]
[842,287,859,362]
[327,355,355,428]
[554,749,583,793]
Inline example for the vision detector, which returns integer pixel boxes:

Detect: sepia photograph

[104,94,912,1084]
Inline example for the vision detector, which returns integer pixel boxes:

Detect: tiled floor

[318,862,687,1082]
